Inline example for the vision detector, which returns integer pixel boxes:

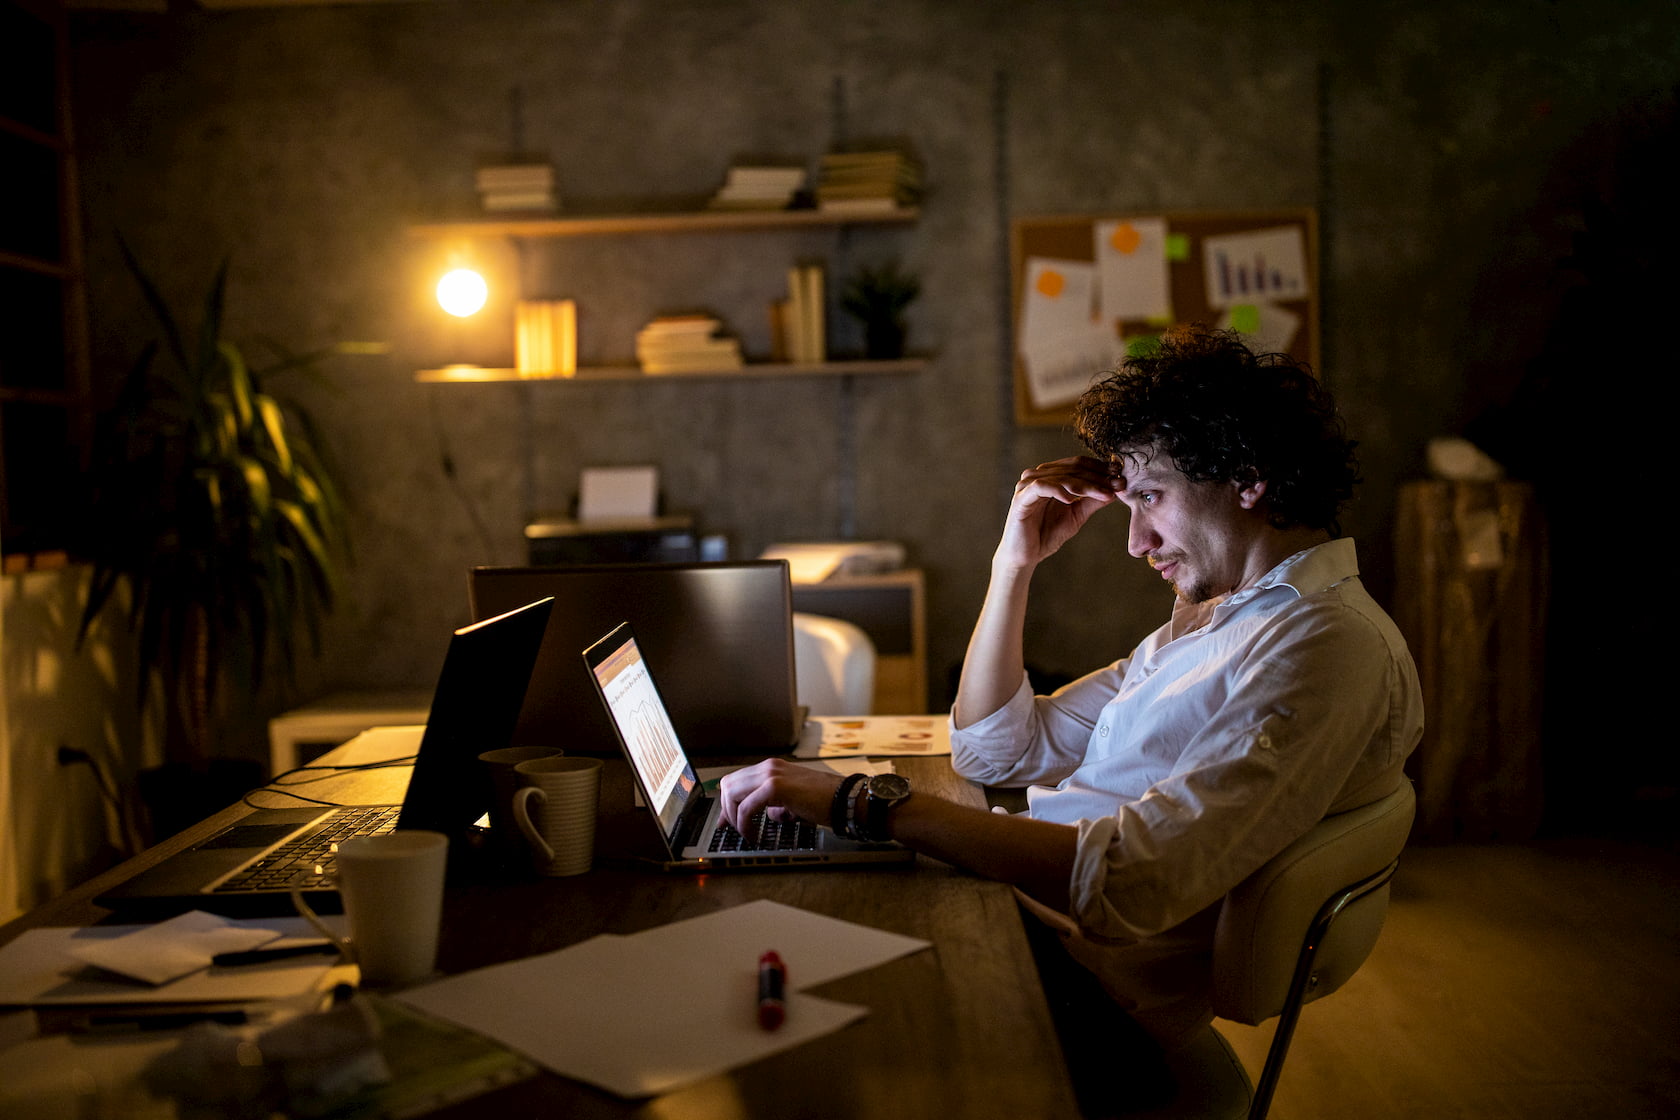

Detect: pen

[211,941,339,968]
[757,950,786,1030]
[69,1009,249,1034]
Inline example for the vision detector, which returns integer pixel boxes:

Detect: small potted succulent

[840,260,920,360]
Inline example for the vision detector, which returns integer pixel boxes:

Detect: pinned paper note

[1202,226,1310,310]
[1018,257,1120,410]
[1095,217,1171,323]
[1217,301,1300,356]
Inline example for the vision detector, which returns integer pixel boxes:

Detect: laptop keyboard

[215,806,402,892]
[708,811,819,854]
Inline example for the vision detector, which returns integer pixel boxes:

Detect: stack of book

[635,314,743,373]
[775,264,826,364]
[476,161,559,213]
[516,299,577,376]
[707,165,807,210]
[814,150,920,214]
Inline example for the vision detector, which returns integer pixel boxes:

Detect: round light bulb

[436,268,488,317]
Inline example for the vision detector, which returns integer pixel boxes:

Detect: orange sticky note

[1109,222,1143,256]
[1036,269,1066,298]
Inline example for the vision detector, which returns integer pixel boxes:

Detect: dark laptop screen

[468,561,798,757]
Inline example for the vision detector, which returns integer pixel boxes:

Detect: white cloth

[950,537,1423,1038]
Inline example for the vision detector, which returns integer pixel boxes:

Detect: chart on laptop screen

[591,636,692,830]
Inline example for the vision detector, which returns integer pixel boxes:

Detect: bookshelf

[415,358,925,383]
[407,204,917,240]
[407,203,923,384]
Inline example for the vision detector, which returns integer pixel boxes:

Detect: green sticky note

[1125,335,1162,359]
[1230,304,1261,334]
[1165,233,1190,262]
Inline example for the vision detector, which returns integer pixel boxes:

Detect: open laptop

[469,561,802,757]
[97,597,555,918]
[583,621,913,871]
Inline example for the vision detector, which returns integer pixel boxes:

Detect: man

[720,325,1422,1102]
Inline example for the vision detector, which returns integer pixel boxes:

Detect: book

[781,265,825,363]
[516,299,577,376]
[635,315,743,372]
[707,164,807,210]
[481,190,559,212]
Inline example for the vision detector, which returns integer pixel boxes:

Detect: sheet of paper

[0,917,345,1005]
[1217,300,1300,357]
[578,465,658,522]
[396,900,930,1098]
[65,910,278,986]
[1201,225,1310,309]
[1095,217,1171,322]
[792,716,951,759]
[1018,257,1122,410]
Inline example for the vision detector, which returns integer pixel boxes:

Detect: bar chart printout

[1201,226,1310,309]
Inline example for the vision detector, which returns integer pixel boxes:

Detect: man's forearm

[885,790,1076,913]
[952,559,1035,729]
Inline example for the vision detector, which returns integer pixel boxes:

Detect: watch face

[869,774,911,800]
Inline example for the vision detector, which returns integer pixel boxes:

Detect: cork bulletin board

[1010,210,1318,426]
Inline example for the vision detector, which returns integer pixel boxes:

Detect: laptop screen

[584,623,704,845]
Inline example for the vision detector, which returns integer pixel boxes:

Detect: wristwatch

[856,773,912,842]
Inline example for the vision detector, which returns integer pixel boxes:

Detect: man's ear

[1235,477,1268,510]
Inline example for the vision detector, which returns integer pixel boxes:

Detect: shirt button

[1098,725,1109,738]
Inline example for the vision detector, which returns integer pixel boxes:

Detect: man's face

[1115,448,1257,604]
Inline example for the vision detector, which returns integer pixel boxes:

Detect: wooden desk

[0,737,1076,1119]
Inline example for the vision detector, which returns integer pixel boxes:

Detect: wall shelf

[408,205,918,240]
[415,358,925,384]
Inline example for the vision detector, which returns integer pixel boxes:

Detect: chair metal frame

[1247,856,1402,1120]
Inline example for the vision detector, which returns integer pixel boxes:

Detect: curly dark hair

[1072,324,1359,533]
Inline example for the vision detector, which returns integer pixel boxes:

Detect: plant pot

[864,320,907,360]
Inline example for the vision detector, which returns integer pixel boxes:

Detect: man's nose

[1128,517,1159,559]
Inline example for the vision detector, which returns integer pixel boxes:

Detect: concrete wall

[58,0,1679,766]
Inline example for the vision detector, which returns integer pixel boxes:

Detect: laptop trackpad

[196,823,309,851]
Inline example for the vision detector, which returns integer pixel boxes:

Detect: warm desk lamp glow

[436,268,488,317]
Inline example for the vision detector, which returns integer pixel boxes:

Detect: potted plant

[78,241,350,839]
[840,260,920,359]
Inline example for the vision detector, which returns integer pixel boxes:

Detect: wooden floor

[1216,830,1680,1119]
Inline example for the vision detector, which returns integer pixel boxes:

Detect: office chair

[1133,781,1416,1120]
[791,612,877,715]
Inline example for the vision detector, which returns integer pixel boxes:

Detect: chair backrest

[791,612,877,715]
[1211,781,1415,1026]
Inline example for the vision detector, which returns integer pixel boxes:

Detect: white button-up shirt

[950,538,1423,1036]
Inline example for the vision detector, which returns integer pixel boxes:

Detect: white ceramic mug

[511,757,601,876]
[479,746,563,855]
[291,830,449,988]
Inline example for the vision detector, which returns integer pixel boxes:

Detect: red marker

[757,950,786,1030]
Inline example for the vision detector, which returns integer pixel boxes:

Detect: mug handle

[290,885,355,966]
[512,786,554,861]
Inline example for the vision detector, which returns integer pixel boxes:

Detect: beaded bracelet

[830,773,868,834]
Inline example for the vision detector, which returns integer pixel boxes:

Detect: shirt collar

[1255,536,1360,598]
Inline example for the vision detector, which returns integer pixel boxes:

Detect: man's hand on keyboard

[717,759,846,834]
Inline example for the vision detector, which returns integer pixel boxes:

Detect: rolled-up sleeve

[950,662,1126,788]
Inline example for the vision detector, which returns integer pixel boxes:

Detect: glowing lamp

[436,268,488,317]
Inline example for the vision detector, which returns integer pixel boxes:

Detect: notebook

[468,561,803,757]
[96,598,555,918]
[582,621,913,871]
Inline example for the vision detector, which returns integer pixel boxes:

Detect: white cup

[511,757,601,876]
[292,830,449,988]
